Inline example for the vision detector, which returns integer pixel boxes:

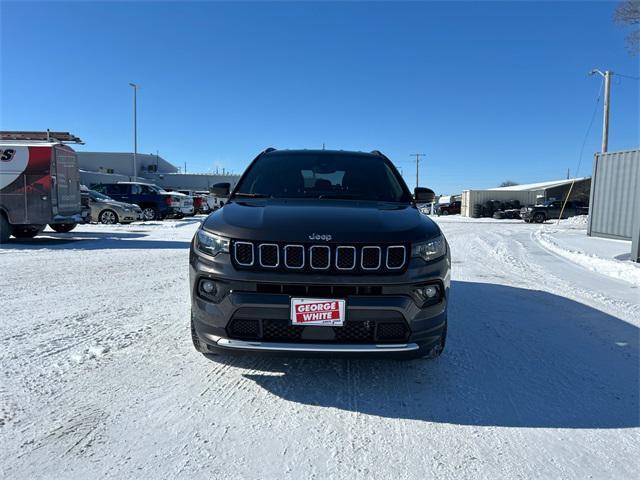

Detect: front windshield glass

[234,153,411,202]
[147,185,166,193]
[89,190,113,201]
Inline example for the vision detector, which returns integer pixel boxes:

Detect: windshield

[147,185,166,193]
[233,152,411,202]
[89,190,114,201]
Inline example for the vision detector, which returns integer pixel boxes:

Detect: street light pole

[129,83,138,180]
[590,69,612,153]
[410,153,425,189]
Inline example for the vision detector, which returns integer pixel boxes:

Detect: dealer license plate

[290,298,346,326]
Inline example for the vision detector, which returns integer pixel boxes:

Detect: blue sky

[1,1,638,194]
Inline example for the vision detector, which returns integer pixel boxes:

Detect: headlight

[412,235,446,262]
[196,229,229,257]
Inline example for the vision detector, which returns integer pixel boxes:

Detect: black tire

[99,209,119,225]
[441,210,449,216]
[424,322,447,359]
[533,213,546,224]
[11,224,45,239]
[141,207,158,221]
[49,223,77,233]
[0,213,10,243]
[191,315,210,354]
[405,321,447,360]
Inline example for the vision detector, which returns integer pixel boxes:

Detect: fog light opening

[199,279,217,297]
[414,284,441,304]
[423,285,438,299]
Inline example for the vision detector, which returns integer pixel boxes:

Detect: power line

[614,72,640,80]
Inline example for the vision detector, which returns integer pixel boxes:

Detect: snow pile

[559,215,589,227]
[534,227,640,286]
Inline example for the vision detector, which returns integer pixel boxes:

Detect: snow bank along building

[460,177,592,217]
[77,151,240,191]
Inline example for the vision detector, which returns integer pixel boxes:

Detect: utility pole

[590,69,612,153]
[410,153,426,189]
[129,83,138,180]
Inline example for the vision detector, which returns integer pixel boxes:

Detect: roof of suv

[262,149,386,158]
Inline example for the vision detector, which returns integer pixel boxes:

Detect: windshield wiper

[318,193,360,199]
[234,192,272,198]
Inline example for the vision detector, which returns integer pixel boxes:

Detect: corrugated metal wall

[588,150,640,240]
[461,190,541,216]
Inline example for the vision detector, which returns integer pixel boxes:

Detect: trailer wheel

[99,209,119,225]
[0,213,10,243]
[11,224,45,239]
[533,213,546,224]
[49,223,77,233]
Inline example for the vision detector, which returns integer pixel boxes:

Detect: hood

[202,199,441,243]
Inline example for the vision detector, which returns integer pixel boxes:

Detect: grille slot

[234,242,254,266]
[310,245,330,270]
[386,246,406,269]
[284,245,304,269]
[361,246,382,270]
[259,244,279,268]
[336,246,356,270]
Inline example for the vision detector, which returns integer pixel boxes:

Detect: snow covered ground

[533,215,640,286]
[1,216,638,479]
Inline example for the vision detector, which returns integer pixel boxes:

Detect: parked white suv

[165,190,195,217]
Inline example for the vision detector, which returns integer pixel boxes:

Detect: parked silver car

[87,190,143,224]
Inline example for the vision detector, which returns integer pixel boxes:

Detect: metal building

[461,178,591,217]
[587,149,640,261]
[77,151,240,192]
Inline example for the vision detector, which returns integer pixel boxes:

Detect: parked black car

[189,149,450,359]
[521,200,588,223]
[92,182,176,221]
[436,200,461,216]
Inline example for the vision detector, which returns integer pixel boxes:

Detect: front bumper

[201,335,420,354]
[190,247,450,356]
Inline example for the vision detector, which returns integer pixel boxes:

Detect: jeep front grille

[231,241,408,274]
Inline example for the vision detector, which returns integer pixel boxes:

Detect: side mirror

[414,187,435,203]
[211,182,230,197]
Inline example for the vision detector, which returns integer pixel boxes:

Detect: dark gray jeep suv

[189,149,450,359]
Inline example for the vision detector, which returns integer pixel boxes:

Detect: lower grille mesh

[227,318,409,343]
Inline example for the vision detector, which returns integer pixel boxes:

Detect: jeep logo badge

[309,233,332,241]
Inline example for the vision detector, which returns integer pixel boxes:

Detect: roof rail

[0,131,84,144]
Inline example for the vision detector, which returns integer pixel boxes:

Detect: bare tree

[615,0,640,54]
[499,180,519,187]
